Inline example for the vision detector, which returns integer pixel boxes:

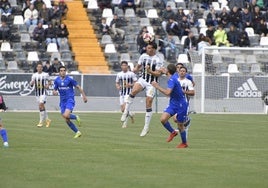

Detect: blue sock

[180,131,187,143]
[1,129,8,142]
[70,114,77,120]
[163,121,175,133]
[67,121,78,133]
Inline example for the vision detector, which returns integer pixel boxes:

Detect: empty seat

[13,15,24,25]
[146,9,159,19]
[101,34,113,45]
[1,42,12,52]
[140,18,151,27]
[61,52,73,62]
[0,60,6,71]
[177,54,189,64]
[87,0,99,9]
[212,54,223,64]
[102,8,113,18]
[50,52,61,61]
[240,64,250,74]
[27,51,39,61]
[104,44,117,54]
[12,42,23,52]
[245,27,255,37]
[228,64,239,73]
[124,35,136,44]
[260,37,268,46]
[120,53,131,62]
[16,51,27,61]
[124,8,135,18]
[192,63,203,74]
[198,18,207,28]
[47,43,58,52]
[250,63,262,74]
[246,55,257,64]
[7,61,19,71]
[20,33,31,43]
[235,55,246,64]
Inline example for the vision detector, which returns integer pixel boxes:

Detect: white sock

[144,111,153,129]
[124,96,134,114]
[40,110,45,122]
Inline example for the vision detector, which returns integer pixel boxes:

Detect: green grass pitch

[1,112,268,188]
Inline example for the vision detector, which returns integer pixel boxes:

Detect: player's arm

[76,85,88,103]
[146,67,162,77]
[115,82,121,90]
[151,81,172,96]
[133,64,142,73]
[184,81,195,96]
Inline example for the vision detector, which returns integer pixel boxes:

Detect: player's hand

[52,90,58,95]
[151,81,158,88]
[83,96,88,103]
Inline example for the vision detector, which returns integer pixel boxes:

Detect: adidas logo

[234,78,262,98]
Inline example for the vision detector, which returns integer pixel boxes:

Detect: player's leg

[121,80,144,122]
[161,108,178,142]
[0,118,8,147]
[176,106,188,148]
[41,95,51,128]
[121,96,129,128]
[37,100,45,127]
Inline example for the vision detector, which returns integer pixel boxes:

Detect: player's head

[36,62,43,73]
[166,63,177,76]
[146,42,157,56]
[121,61,129,72]
[176,63,184,72]
[179,66,187,78]
[59,66,67,77]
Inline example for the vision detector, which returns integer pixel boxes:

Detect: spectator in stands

[32,22,45,43]
[217,7,229,28]
[136,26,148,54]
[98,0,112,10]
[166,17,180,37]
[178,16,191,39]
[120,0,136,13]
[50,4,62,27]
[197,33,211,55]
[110,14,125,39]
[228,0,246,10]
[238,30,250,47]
[206,7,218,27]
[242,7,252,29]
[164,34,178,61]
[256,18,268,36]
[45,22,57,45]
[22,0,31,16]
[161,5,175,32]
[214,24,229,46]
[176,7,186,22]
[0,0,12,19]
[0,21,11,41]
[187,9,198,27]
[247,0,258,12]
[99,18,110,35]
[39,4,51,24]
[43,60,53,75]
[183,31,197,53]
[51,58,64,75]
[252,5,264,33]
[33,0,44,12]
[58,0,68,20]
[24,4,39,28]
[227,25,240,46]
[228,6,243,30]
[56,23,69,48]
[206,24,215,45]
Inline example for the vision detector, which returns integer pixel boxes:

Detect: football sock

[124,95,134,114]
[163,121,175,133]
[180,131,187,144]
[69,114,77,120]
[40,109,45,122]
[0,129,8,142]
[67,121,78,133]
[144,108,153,129]
[123,116,129,127]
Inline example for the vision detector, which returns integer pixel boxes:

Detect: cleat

[122,124,127,128]
[74,131,82,138]
[120,112,128,122]
[36,122,43,127]
[176,143,188,148]
[3,142,9,148]
[166,130,178,142]
[45,119,51,128]
[76,115,81,127]
[140,127,149,137]
[184,118,191,128]
[129,113,135,124]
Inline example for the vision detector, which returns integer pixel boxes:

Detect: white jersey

[178,77,194,102]
[31,72,50,96]
[116,71,137,96]
[138,53,164,83]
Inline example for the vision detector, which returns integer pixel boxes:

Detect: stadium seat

[102,8,113,18]
[199,27,208,36]
[107,53,119,65]
[20,33,31,43]
[245,27,255,37]
[50,52,61,61]
[235,55,246,64]
[0,60,6,71]
[240,64,250,74]
[47,43,58,53]
[104,44,117,54]
[143,1,153,9]
[124,8,136,18]
[216,63,228,74]
[212,54,223,64]
[16,51,27,61]
[250,63,262,74]
[87,0,99,9]
[177,54,189,64]
[120,53,131,62]
[124,34,136,44]
[192,63,203,74]
[1,42,13,52]
[27,51,39,62]
[13,15,24,25]
[140,18,151,27]
[7,61,19,71]
[61,52,73,62]
[166,1,176,10]
[227,64,239,74]
[101,34,113,45]
[198,18,207,28]
[146,9,159,19]
[246,55,257,64]
[260,37,268,46]
[128,44,138,53]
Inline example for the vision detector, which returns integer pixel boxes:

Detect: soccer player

[120,42,164,136]
[0,117,8,147]
[30,62,51,127]
[151,64,189,148]
[53,66,87,138]
[176,63,195,86]
[115,61,137,128]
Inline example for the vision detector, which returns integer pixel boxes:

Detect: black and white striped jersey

[116,71,137,96]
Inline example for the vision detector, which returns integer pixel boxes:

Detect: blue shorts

[164,103,188,123]
[60,99,75,114]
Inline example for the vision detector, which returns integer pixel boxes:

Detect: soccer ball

[264,95,268,105]
[143,32,154,43]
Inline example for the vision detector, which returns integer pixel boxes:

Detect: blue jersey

[54,75,77,103]
[168,73,187,106]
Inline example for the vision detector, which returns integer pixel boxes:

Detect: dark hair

[167,64,177,75]
[59,65,66,70]
[147,42,157,49]
[179,66,188,72]
[176,63,184,67]
[121,61,128,65]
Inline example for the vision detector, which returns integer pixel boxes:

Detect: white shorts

[36,95,47,104]
[136,77,156,98]
[119,95,129,105]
